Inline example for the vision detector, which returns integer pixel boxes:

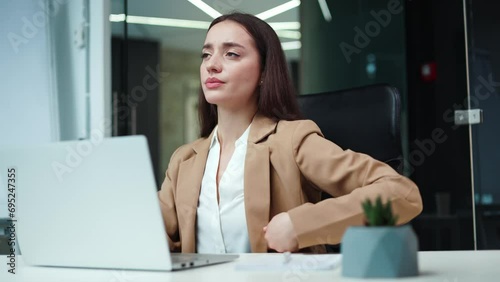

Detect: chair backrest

[298,84,403,174]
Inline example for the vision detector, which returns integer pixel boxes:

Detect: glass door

[463,0,500,250]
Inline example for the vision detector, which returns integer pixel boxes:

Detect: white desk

[1,251,499,282]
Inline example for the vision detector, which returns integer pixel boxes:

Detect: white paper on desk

[235,254,341,271]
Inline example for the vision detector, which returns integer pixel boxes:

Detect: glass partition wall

[464,0,500,250]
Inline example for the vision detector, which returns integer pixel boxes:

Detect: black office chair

[298,84,404,174]
[298,84,404,253]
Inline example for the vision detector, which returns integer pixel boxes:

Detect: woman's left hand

[263,212,299,252]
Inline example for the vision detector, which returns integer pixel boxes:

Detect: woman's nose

[205,56,222,73]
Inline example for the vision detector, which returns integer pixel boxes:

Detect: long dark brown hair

[198,12,302,137]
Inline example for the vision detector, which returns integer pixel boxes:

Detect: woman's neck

[216,106,257,146]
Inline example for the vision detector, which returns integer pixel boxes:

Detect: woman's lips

[205,78,224,89]
[205,82,224,89]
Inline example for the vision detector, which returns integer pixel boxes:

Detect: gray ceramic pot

[341,224,419,278]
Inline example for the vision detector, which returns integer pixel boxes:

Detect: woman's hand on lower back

[263,212,299,253]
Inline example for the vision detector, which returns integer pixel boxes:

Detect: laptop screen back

[0,136,173,270]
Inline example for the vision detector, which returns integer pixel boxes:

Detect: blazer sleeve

[157,148,182,252]
[286,120,423,248]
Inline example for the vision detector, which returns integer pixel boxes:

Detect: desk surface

[1,251,500,282]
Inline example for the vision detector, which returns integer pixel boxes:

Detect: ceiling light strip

[126,15,210,29]
[109,14,211,29]
[318,0,332,22]
[110,14,126,22]
[281,41,301,51]
[268,22,300,30]
[109,14,300,32]
[275,30,301,40]
[256,0,301,20]
[187,0,222,19]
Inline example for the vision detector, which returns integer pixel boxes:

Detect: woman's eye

[226,52,240,58]
[201,53,210,59]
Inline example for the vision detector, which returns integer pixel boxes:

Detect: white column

[89,0,112,139]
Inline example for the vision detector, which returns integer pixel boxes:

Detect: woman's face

[200,20,261,111]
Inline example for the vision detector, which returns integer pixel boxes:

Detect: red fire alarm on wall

[421,62,437,82]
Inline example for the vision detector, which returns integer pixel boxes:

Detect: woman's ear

[259,72,265,85]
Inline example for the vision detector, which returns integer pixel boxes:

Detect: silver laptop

[0,135,238,271]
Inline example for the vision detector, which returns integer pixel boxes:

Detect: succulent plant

[362,196,398,226]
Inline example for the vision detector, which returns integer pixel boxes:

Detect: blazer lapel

[244,114,277,252]
[176,134,212,252]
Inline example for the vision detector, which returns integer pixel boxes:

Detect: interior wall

[0,0,59,146]
[0,0,59,218]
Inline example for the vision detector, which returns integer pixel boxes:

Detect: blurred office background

[1,0,499,252]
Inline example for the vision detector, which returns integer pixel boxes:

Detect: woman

[158,12,423,254]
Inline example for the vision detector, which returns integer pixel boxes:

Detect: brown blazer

[158,114,423,253]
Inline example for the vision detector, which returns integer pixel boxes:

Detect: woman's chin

[204,93,227,105]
